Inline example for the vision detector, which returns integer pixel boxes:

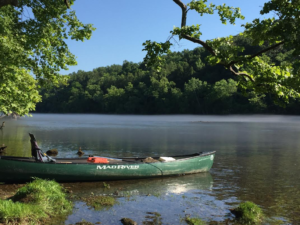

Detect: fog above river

[7,114,300,129]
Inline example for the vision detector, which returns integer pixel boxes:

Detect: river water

[1,114,300,224]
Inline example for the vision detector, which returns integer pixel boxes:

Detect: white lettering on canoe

[97,165,139,170]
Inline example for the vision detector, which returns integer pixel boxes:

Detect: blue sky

[62,0,271,75]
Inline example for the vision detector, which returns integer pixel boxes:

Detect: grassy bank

[0,178,72,224]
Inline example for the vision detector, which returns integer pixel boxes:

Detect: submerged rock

[75,221,95,225]
[185,216,206,225]
[46,148,58,156]
[144,212,162,224]
[82,195,117,210]
[77,147,84,156]
[121,218,137,225]
[0,145,7,153]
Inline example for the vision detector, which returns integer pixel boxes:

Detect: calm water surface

[1,114,300,224]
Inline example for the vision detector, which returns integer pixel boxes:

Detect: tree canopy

[0,0,95,116]
[143,0,300,106]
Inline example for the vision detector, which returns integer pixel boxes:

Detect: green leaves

[187,0,244,24]
[187,0,215,16]
[242,18,279,46]
[238,57,300,104]
[142,40,172,71]
[243,0,300,55]
[215,4,244,25]
[171,25,202,40]
[206,36,245,65]
[0,68,41,116]
[0,0,95,116]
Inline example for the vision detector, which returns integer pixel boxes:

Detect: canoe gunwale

[0,151,216,165]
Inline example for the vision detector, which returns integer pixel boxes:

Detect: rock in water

[121,218,137,225]
[0,145,7,152]
[46,149,58,156]
[77,147,84,156]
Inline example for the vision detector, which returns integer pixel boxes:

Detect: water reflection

[64,173,228,225]
[63,172,213,197]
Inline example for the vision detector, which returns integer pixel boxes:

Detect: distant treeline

[36,36,300,114]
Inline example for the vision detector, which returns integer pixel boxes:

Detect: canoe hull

[0,152,215,182]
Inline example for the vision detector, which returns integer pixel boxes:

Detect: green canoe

[0,152,215,183]
[0,134,215,183]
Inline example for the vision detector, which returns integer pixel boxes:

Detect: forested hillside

[36,36,300,114]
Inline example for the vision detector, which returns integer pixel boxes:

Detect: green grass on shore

[0,178,73,224]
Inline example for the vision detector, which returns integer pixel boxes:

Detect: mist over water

[1,114,299,224]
